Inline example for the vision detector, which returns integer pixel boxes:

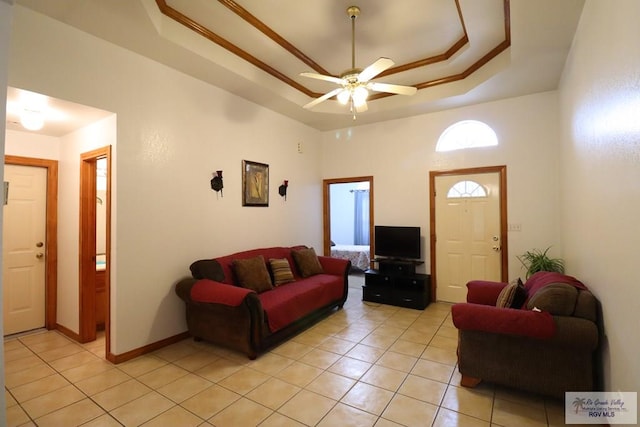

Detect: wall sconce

[210,170,223,197]
[278,180,289,201]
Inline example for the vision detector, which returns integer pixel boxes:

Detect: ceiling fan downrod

[347,6,360,70]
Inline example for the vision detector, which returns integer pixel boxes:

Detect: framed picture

[242,160,269,206]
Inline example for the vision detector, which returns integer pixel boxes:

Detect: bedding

[331,244,370,270]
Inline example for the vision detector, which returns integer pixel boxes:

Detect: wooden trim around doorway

[429,165,508,301]
[4,155,58,330]
[79,146,111,359]
[322,176,374,265]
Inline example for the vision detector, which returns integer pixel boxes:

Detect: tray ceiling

[11,0,585,131]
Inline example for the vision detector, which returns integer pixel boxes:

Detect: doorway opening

[429,166,508,302]
[79,146,111,358]
[322,176,374,273]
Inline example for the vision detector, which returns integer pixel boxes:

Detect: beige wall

[321,91,563,278]
[8,5,323,354]
[559,0,640,393]
[4,0,639,395]
[0,0,14,419]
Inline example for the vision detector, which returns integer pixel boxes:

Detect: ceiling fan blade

[358,57,394,83]
[303,87,344,109]
[300,72,344,85]
[368,82,417,96]
[355,101,368,113]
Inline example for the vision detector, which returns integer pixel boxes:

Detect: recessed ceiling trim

[155,0,316,98]
[217,0,331,76]
[156,0,511,103]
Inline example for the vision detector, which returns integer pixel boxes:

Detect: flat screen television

[374,225,421,260]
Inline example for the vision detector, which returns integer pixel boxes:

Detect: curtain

[353,190,370,245]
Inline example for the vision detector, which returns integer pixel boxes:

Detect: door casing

[322,176,374,263]
[79,146,111,358]
[429,165,508,301]
[4,155,58,331]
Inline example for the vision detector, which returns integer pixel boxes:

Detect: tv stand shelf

[363,259,430,310]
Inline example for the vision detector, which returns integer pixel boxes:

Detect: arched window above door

[436,120,498,152]
[446,180,488,198]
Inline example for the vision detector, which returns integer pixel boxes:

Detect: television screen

[374,226,421,260]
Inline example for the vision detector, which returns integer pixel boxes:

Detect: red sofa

[175,246,350,359]
[451,272,601,398]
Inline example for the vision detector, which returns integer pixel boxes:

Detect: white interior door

[435,172,501,303]
[3,164,47,335]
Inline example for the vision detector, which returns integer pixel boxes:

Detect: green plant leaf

[517,246,565,279]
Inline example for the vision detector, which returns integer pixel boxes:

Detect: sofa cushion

[292,247,324,277]
[526,283,578,316]
[269,258,295,286]
[524,271,587,297]
[214,246,307,285]
[258,274,344,332]
[496,278,526,309]
[189,259,225,281]
[232,255,273,293]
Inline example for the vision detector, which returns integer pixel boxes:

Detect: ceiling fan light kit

[301,5,417,119]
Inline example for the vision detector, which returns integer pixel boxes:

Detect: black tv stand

[372,258,424,275]
[363,259,430,309]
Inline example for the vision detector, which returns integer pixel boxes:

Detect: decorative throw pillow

[292,247,324,278]
[526,283,578,316]
[189,259,225,281]
[232,256,273,293]
[496,278,527,308]
[269,258,295,286]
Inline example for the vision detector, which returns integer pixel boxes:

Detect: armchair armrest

[466,280,508,305]
[187,279,255,306]
[318,256,350,276]
[452,303,556,339]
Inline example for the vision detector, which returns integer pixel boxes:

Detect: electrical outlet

[508,223,522,232]
[297,141,303,153]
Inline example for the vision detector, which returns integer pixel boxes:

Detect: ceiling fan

[301,5,417,116]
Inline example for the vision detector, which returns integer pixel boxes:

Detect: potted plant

[517,247,565,279]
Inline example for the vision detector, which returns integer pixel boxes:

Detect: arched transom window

[436,120,498,152]
[446,180,488,198]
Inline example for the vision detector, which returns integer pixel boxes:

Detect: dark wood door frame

[322,176,374,266]
[4,155,58,331]
[79,146,111,357]
[429,165,508,301]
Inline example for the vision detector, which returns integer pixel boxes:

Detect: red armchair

[451,273,601,398]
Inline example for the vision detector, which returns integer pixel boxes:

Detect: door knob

[492,246,501,252]
[36,242,44,247]
[36,253,44,259]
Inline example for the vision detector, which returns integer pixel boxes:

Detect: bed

[330,244,371,271]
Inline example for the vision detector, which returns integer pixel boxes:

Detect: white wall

[56,115,117,331]
[330,182,358,244]
[0,0,14,421]
[8,6,323,354]
[5,129,60,159]
[559,0,640,393]
[322,91,563,278]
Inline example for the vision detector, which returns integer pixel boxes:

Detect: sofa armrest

[553,316,599,350]
[466,280,508,305]
[452,303,556,339]
[182,279,256,306]
[318,256,351,276]
[175,277,197,301]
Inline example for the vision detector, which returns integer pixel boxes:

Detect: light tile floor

[4,277,582,426]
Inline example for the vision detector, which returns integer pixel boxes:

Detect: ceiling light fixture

[20,108,45,131]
